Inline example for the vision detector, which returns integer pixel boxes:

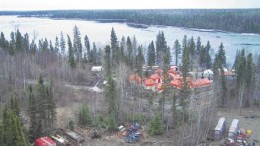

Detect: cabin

[228,119,239,140]
[214,117,226,140]
[91,66,103,72]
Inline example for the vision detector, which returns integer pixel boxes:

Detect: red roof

[168,69,177,75]
[155,69,163,75]
[149,74,160,80]
[191,78,212,88]
[170,80,182,89]
[35,137,56,146]
[144,78,155,86]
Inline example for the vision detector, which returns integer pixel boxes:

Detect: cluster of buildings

[129,66,214,93]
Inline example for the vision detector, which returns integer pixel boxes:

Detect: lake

[0,15,259,65]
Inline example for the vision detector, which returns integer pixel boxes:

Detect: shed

[91,66,103,72]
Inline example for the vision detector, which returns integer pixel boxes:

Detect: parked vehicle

[35,137,56,146]
[228,119,239,141]
[214,117,227,140]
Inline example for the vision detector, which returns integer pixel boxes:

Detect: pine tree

[147,41,156,66]
[1,99,28,146]
[156,31,167,66]
[23,33,30,52]
[78,103,92,127]
[127,36,133,68]
[54,36,60,55]
[0,32,6,49]
[205,41,212,69]
[104,45,112,77]
[28,85,37,142]
[15,29,23,52]
[148,114,164,135]
[110,27,119,64]
[105,76,118,131]
[196,37,201,56]
[9,32,15,55]
[67,35,76,68]
[49,40,54,53]
[92,42,97,64]
[179,37,190,121]
[132,36,137,67]
[73,25,82,63]
[60,31,66,56]
[173,39,181,66]
[213,45,228,107]
[119,36,126,61]
[84,35,91,62]
[136,46,144,77]
[218,43,226,67]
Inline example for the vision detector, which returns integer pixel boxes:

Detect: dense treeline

[1,9,260,33]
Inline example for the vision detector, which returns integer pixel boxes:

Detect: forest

[0,25,259,145]
[0,9,260,33]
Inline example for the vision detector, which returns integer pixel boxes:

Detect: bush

[148,114,164,135]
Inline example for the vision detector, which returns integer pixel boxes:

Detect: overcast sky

[0,0,259,11]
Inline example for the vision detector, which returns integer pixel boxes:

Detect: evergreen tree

[73,25,82,63]
[156,31,167,66]
[49,40,54,53]
[148,114,164,135]
[92,42,97,64]
[119,36,126,61]
[105,76,118,131]
[127,36,133,68]
[110,27,119,64]
[23,33,30,52]
[132,36,137,67]
[42,38,49,51]
[196,36,201,56]
[205,41,212,69]
[60,31,66,56]
[0,32,6,49]
[218,43,226,67]
[104,45,112,76]
[173,39,181,66]
[15,29,23,52]
[9,32,15,55]
[84,35,90,62]
[147,41,156,66]
[29,40,37,54]
[189,36,196,60]
[1,99,28,146]
[54,36,60,55]
[136,46,144,77]
[67,35,76,68]
[213,46,227,107]
[78,103,92,127]
[28,85,37,142]
[179,37,190,121]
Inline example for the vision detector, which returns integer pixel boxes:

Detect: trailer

[214,117,226,140]
[228,119,239,140]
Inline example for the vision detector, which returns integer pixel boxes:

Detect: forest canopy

[0,9,260,33]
